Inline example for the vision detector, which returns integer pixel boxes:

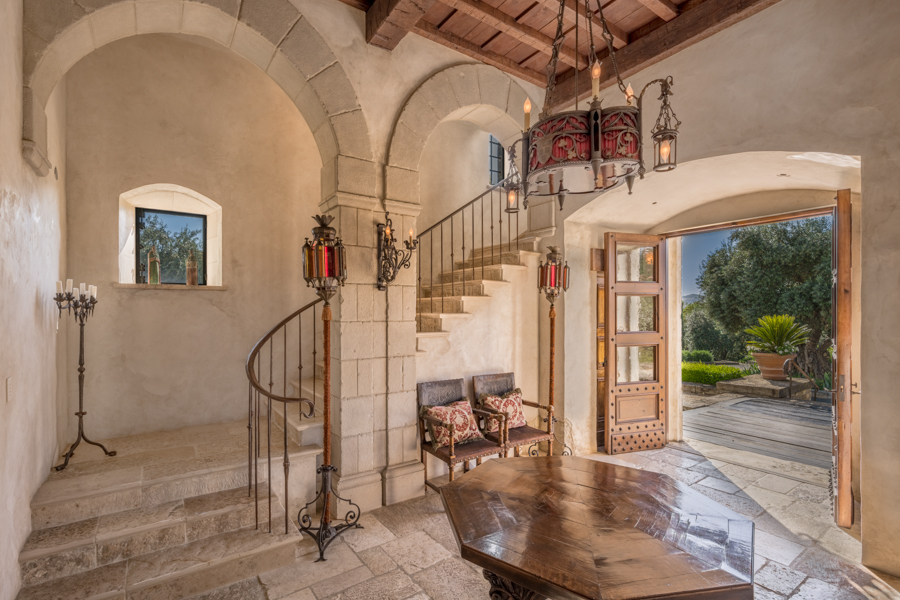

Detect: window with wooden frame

[489,135,505,185]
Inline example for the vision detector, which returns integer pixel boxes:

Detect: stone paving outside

[201,441,900,600]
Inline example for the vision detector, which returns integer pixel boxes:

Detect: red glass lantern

[302,214,347,302]
[538,246,569,305]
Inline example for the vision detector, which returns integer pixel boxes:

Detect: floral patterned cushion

[421,400,484,450]
[480,388,527,433]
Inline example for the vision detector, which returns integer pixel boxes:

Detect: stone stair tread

[16,527,297,600]
[416,330,450,338]
[416,312,472,319]
[19,483,285,588]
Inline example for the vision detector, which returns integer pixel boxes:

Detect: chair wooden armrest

[473,408,507,448]
[521,399,551,412]
[420,413,456,458]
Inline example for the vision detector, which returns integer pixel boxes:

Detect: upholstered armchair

[473,373,554,456]
[417,378,506,491]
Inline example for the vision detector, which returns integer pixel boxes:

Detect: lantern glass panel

[654,133,677,172]
[616,296,657,333]
[616,346,657,384]
[615,244,656,282]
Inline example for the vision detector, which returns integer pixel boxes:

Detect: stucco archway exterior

[21,0,375,204]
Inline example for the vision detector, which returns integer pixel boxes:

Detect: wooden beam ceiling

[367,0,438,50]
[412,21,547,86]
[438,0,589,69]
[552,0,784,110]
[532,0,629,49]
[635,0,679,20]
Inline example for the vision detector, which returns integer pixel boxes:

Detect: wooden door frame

[604,233,668,455]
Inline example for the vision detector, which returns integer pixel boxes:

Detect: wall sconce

[377,212,417,291]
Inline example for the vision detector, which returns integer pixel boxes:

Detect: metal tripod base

[297,465,362,561]
[55,411,116,471]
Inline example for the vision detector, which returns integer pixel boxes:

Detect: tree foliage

[139,213,204,284]
[682,302,746,361]
[697,217,832,378]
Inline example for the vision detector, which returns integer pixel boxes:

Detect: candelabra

[299,215,361,561]
[376,212,417,291]
[53,280,116,471]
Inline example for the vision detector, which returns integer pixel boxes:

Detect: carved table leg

[483,570,547,600]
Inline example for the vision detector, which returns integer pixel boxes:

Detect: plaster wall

[64,33,322,440]
[525,0,897,574]
[0,1,68,596]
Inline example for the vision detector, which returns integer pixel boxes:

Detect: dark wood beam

[635,0,678,20]
[552,0,784,110]
[534,0,629,48]
[367,0,438,50]
[412,20,546,86]
[439,0,590,68]
[335,0,372,11]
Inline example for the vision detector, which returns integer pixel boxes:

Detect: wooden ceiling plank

[533,0,629,48]
[438,0,589,68]
[336,0,372,11]
[413,20,546,85]
[635,0,678,20]
[551,0,785,109]
[367,0,439,50]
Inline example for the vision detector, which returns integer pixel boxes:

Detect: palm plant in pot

[745,315,810,381]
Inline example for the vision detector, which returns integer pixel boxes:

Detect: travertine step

[438,264,507,284]
[268,395,324,448]
[19,483,282,588]
[470,239,540,257]
[416,295,489,314]
[31,423,321,530]
[419,279,509,298]
[16,526,298,600]
[454,251,528,270]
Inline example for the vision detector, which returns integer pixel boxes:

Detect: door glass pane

[616,346,657,383]
[616,295,657,332]
[616,244,656,282]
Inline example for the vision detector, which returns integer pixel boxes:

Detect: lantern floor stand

[297,302,361,561]
[54,292,116,472]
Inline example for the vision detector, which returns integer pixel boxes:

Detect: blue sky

[681,229,732,297]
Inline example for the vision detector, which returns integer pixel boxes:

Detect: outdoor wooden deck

[683,397,832,468]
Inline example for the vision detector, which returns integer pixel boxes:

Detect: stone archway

[21,0,374,202]
[383,64,534,206]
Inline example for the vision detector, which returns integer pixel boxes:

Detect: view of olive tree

[138,212,205,284]
[684,216,833,381]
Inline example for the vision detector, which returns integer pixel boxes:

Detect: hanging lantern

[505,186,520,214]
[538,246,569,305]
[302,214,347,303]
[650,77,680,172]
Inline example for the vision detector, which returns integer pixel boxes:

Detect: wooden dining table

[440,456,754,600]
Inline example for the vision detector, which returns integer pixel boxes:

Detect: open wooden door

[832,189,853,527]
[604,233,668,455]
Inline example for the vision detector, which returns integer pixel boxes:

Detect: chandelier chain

[540,0,567,119]
[592,0,627,95]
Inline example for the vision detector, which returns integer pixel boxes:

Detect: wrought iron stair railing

[246,297,323,534]
[416,175,521,330]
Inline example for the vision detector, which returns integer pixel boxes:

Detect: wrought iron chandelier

[507,0,681,211]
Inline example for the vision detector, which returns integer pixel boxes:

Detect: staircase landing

[17,420,322,600]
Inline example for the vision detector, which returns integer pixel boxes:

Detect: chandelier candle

[53,282,116,471]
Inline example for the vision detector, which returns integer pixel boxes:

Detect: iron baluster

[498,191,503,261]
[441,223,445,315]
[283,327,289,534]
[268,340,273,534]
[471,205,475,292]
[481,198,485,281]
[461,210,466,297]
[491,191,495,268]
[450,217,455,305]
[248,384,253,497]
[430,231,434,316]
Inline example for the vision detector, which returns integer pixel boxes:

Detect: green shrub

[683,350,714,363]
[682,362,744,386]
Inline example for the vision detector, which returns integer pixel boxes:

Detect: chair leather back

[417,378,466,408]
[473,373,516,402]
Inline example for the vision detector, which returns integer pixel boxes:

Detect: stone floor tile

[358,546,399,576]
[754,530,806,565]
[182,577,268,600]
[737,486,797,511]
[644,462,706,485]
[790,545,880,596]
[371,495,444,537]
[280,589,315,600]
[423,515,459,555]
[326,569,422,600]
[341,514,397,552]
[751,511,815,547]
[755,556,767,573]
[654,451,701,469]
[412,558,492,600]
[753,474,802,494]
[381,531,453,574]
[817,527,862,563]
[695,476,742,494]
[690,485,765,518]
[754,560,807,595]
[260,542,362,598]
[766,500,833,542]
[791,577,866,600]
[788,483,831,503]
[16,561,127,600]
[311,565,375,598]
[715,463,767,486]
[754,585,786,600]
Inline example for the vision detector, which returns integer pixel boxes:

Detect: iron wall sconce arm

[376,212,418,291]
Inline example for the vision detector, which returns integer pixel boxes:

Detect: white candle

[56,281,63,294]
[408,229,414,245]
[90,285,96,299]
[591,63,601,99]
[65,279,73,293]
[93,286,98,300]
[626,83,634,106]
[523,98,532,130]
[80,283,86,296]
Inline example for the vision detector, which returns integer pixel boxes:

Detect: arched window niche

[118,184,223,286]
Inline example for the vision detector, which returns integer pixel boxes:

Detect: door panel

[597,275,607,449]
[605,233,668,455]
[832,189,852,527]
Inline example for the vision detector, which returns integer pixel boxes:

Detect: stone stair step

[416,315,444,333]
[16,527,298,600]
[438,264,507,284]
[269,394,324,448]
[419,279,509,298]
[415,296,489,314]
[31,434,321,530]
[454,252,527,270]
[470,239,540,257]
[19,484,283,588]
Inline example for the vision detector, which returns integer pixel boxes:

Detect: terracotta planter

[752,352,796,381]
